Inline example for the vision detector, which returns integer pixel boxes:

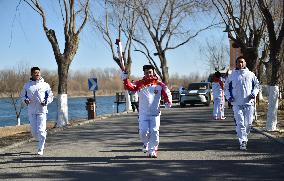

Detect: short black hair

[143,64,155,71]
[214,71,221,78]
[236,56,245,63]
[31,67,40,73]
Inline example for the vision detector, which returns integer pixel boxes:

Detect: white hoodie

[224,68,259,106]
[21,78,53,115]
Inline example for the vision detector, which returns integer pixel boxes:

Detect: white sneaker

[240,141,247,150]
[148,150,158,158]
[37,149,44,155]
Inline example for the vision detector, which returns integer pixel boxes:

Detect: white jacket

[212,79,224,100]
[129,91,139,102]
[21,78,53,115]
[124,77,172,117]
[224,68,259,106]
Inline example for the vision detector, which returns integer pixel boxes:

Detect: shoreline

[0,93,118,99]
[0,94,125,128]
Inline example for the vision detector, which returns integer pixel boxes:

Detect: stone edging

[252,127,284,145]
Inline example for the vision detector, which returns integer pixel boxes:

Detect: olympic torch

[115,38,125,71]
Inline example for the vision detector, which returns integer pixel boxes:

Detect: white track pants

[213,98,224,119]
[138,115,160,154]
[233,105,254,144]
[29,113,47,151]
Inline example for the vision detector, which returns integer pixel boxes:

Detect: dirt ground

[0,120,89,149]
[0,123,55,148]
[0,105,283,149]
[253,103,284,143]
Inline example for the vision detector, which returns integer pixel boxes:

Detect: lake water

[0,96,126,127]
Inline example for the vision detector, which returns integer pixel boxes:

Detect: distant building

[208,40,242,83]
[229,40,242,70]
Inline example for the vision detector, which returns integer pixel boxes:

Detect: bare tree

[129,0,214,84]
[258,0,284,86]
[201,38,229,72]
[90,0,139,111]
[0,65,29,125]
[91,0,138,75]
[22,0,90,127]
[41,70,58,93]
[212,0,267,72]
[257,0,284,131]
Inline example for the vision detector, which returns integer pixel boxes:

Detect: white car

[180,82,212,107]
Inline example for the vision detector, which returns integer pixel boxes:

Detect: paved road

[0,106,284,181]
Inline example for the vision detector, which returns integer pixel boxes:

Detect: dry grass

[0,122,56,148]
[0,132,31,147]
[254,101,284,142]
[0,120,92,149]
[0,125,31,138]
[0,123,56,138]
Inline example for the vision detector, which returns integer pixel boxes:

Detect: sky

[0,1,229,77]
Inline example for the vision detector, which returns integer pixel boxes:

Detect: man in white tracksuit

[224,56,259,150]
[129,81,139,112]
[21,67,53,155]
[212,71,225,120]
[121,65,172,158]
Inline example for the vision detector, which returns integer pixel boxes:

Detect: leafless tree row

[14,0,282,128]
[212,0,283,131]
[92,0,215,85]
[0,67,205,98]
[0,65,205,126]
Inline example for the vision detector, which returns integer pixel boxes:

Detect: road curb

[0,111,134,154]
[252,127,284,145]
[0,138,34,154]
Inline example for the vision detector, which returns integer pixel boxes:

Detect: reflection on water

[0,96,126,127]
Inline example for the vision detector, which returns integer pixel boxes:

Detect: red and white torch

[115,38,125,71]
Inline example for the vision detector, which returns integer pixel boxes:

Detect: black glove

[228,97,234,103]
[24,99,30,105]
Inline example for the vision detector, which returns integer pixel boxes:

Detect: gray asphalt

[0,105,284,181]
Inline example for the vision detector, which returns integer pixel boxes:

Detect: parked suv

[180,82,212,107]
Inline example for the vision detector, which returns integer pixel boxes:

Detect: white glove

[164,102,172,108]
[120,72,128,80]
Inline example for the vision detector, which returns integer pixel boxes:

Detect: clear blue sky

[0,1,229,77]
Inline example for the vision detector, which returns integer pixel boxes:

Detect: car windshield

[188,83,209,90]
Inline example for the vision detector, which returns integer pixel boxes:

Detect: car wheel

[180,102,186,108]
[205,95,211,106]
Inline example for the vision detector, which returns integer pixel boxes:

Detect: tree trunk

[56,57,71,126]
[242,47,258,73]
[159,54,169,85]
[265,51,281,131]
[57,94,69,127]
[17,117,20,126]
[57,61,70,94]
[23,0,89,127]
[266,85,279,131]
[256,0,283,132]
[125,91,131,111]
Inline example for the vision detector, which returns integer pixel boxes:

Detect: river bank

[0,91,121,99]
[0,96,126,127]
